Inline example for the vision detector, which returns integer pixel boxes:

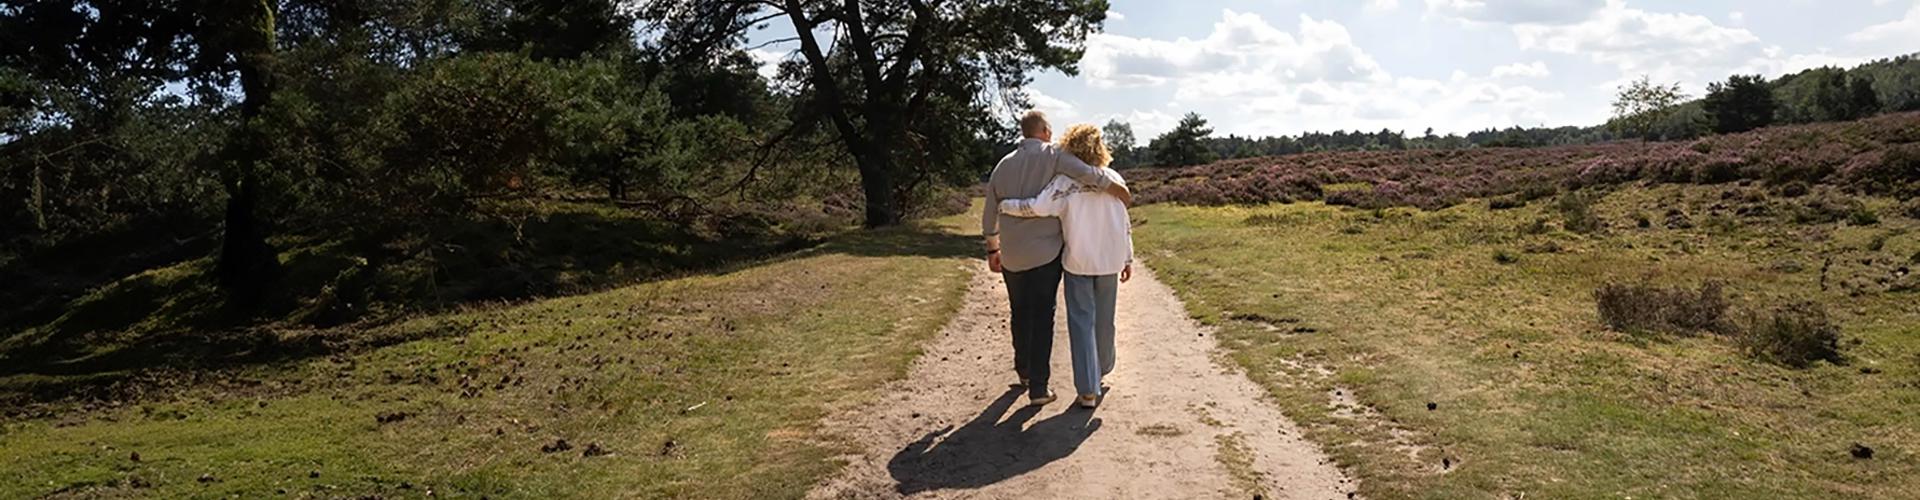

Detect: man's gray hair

[1018,110,1049,137]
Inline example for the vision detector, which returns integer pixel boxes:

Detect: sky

[748,0,1920,139]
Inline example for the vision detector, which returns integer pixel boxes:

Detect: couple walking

[982,110,1136,409]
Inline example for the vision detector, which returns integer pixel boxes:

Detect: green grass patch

[1133,184,1920,499]
[0,214,980,498]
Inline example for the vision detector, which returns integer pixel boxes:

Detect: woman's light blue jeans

[1064,273,1118,398]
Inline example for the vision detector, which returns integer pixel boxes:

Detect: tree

[202,0,285,300]
[1609,75,1688,140]
[1,0,300,300]
[462,0,632,61]
[1811,69,1855,121]
[1150,112,1216,167]
[1848,75,1881,119]
[1702,74,1776,134]
[640,0,1110,227]
[1102,120,1137,168]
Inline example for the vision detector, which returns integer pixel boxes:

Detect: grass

[0,212,981,498]
[1131,184,1920,499]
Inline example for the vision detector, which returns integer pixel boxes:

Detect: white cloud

[1510,0,1765,85]
[1080,9,1562,137]
[1490,61,1551,78]
[1364,0,1400,13]
[1024,87,1076,118]
[1106,10,1126,21]
[1849,3,1920,51]
[1425,0,1607,25]
[1082,10,1387,89]
[746,48,784,79]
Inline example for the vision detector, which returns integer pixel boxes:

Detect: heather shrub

[1325,189,1384,209]
[1849,206,1880,226]
[1665,208,1695,229]
[1693,157,1745,184]
[1903,198,1920,219]
[1521,218,1551,235]
[1555,191,1604,234]
[1791,191,1864,224]
[1127,113,1918,210]
[1494,249,1520,264]
[1516,183,1559,201]
[1840,143,1920,197]
[1595,281,1733,336]
[1488,196,1526,210]
[1737,301,1843,368]
[1774,181,1811,197]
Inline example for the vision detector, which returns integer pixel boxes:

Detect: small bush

[1494,250,1520,264]
[1792,191,1863,224]
[1665,208,1695,229]
[1849,206,1880,226]
[1520,218,1551,235]
[1774,181,1811,198]
[1556,191,1604,234]
[1488,196,1526,210]
[1694,158,1743,184]
[1902,199,1920,220]
[1595,281,1732,336]
[1737,301,1843,368]
[1516,184,1559,202]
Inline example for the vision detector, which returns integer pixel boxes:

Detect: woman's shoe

[1077,394,1099,408]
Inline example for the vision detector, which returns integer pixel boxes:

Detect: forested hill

[1128,52,1920,167]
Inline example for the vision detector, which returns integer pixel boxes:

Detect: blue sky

[750,0,1920,138]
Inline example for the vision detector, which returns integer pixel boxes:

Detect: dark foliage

[1594,281,1733,337]
[1738,301,1844,368]
[1703,74,1776,134]
[1149,112,1217,167]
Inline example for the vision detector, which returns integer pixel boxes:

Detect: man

[983,110,1132,406]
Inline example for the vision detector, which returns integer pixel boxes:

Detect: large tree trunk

[215,2,282,304]
[853,148,899,227]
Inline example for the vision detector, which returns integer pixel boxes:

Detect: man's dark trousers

[1003,254,1063,399]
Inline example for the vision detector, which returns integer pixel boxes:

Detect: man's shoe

[1077,394,1099,408]
[1028,392,1057,406]
[1009,378,1030,389]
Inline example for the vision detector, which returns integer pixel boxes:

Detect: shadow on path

[888,390,1102,495]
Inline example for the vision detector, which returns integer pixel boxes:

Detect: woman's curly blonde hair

[1058,123,1111,168]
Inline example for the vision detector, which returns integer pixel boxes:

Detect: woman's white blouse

[997,169,1134,276]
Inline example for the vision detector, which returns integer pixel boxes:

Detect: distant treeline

[1120,53,1920,168]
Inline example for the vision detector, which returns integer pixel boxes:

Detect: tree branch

[783,0,865,153]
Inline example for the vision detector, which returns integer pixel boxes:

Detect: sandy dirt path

[808,261,1355,499]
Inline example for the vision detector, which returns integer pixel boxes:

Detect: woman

[998,123,1134,409]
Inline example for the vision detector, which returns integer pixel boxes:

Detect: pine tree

[1703,74,1776,134]
[1150,112,1216,167]
[1848,75,1881,120]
